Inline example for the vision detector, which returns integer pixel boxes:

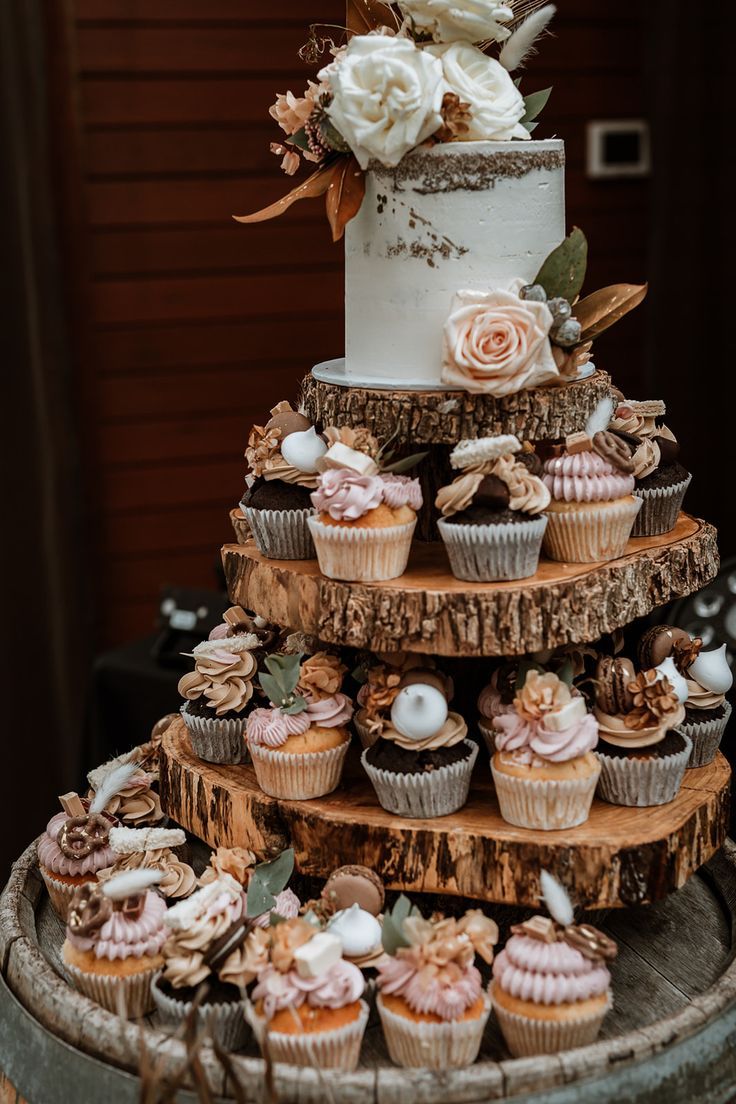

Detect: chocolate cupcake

[676,642,733,767]
[610,399,691,536]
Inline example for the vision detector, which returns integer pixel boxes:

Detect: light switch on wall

[586,120,651,179]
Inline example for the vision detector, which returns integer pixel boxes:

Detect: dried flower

[435,92,472,142]
[270,917,315,974]
[673,635,703,674]
[402,911,498,969]
[269,84,319,136]
[245,423,282,478]
[625,670,680,730]
[199,847,256,888]
[324,424,380,458]
[270,142,300,176]
[552,340,593,380]
[514,670,571,721]
[362,665,402,726]
[298,651,347,700]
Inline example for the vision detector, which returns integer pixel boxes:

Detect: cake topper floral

[235,1,556,239]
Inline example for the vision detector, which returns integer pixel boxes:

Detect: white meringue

[328,904,382,959]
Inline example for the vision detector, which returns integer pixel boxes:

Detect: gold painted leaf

[576,283,648,341]
[325,156,366,242]
[233,163,338,225]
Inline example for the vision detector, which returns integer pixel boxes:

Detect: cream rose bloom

[321,35,445,169]
[430,43,529,141]
[399,0,513,44]
[441,279,559,396]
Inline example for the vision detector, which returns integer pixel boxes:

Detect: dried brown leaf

[325,155,366,242]
[233,162,338,225]
[576,283,648,341]
[347,0,398,34]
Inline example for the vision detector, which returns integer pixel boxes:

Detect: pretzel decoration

[563,923,618,963]
[67,883,112,937]
[58,812,111,860]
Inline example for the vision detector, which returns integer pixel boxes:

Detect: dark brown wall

[55,1,649,648]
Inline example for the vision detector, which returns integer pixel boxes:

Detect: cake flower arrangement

[375,894,498,1069]
[235,1,558,239]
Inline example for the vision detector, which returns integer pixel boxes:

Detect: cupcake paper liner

[40,869,92,921]
[249,739,349,800]
[361,741,478,819]
[543,497,642,564]
[64,956,160,1019]
[245,998,369,1071]
[632,473,692,537]
[180,705,248,765]
[491,987,611,1057]
[307,517,416,582]
[354,714,380,750]
[491,760,601,830]
[230,508,251,545]
[437,516,547,582]
[377,992,490,1070]
[243,506,315,560]
[679,702,732,768]
[596,734,692,806]
[151,976,249,1051]
[478,718,496,757]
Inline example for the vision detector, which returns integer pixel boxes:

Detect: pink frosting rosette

[493,704,598,765]
[492,934,611,1005]
[543,451,634,503]
[380,474,423,511]
[306,692,354,727]
[246,707,311,748]
[66,890,167,961]
[377,954,482,1022]
[311,468,384,521]
[254,888,301,928]
[252,960,365,1020]
[38,810,116,878]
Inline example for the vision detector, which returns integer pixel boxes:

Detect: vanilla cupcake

[491,671,600,830]
[63,869,167,1018]
[97,826,196,900]
[609,398,691,536]
[308,433,422,581]
[246,651,353,799]
[245,921,368,1071]
[178,632,260,764]
[436,436,549,581]
[376,898,498,1069]
[492,872,616,1056]
[542,412,642,562]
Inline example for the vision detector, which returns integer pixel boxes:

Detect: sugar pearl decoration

[280,426,327,474]
[653,657,689,704]
[390,683,448,741]
[688,645,733,696]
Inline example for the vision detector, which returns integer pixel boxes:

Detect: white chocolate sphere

[689,645,733,695]
[654,657,689,704]
[390,683,448,741]
[280,426,327,474]
[328,903,382,958]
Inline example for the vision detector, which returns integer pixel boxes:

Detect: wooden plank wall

[56,1,649,647]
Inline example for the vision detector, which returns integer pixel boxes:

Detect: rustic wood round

[301,370,613,445]
[2,839,736,1103]
[159,719,730,910]
[221,513,718,657]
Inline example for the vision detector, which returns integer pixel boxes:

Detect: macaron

[595,656,637,714]
[638,625,691,669]
[265,409,311,438]
[322,865,385,916]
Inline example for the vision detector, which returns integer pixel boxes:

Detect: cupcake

[477,662,519,755]
[98,826,196,900]
[245,920,368,1071]
[354,654,453,750]
[241,401,327,559]
[542,409,642,562]
[87,761,164,827]
[308,431,423,582]
[436,436,549,581]
[376,897,498,1069]
[246,651,353,799]
[63,869,167,1018]
[594,651,689,805]
[491,670,600,830]
[151,874,259,1048]
[609,398,691,536]
[362,676,476,819]
[178,630,261,764]
[38,765,138,919]
[301,865,387,972]
[492,871,616,1056]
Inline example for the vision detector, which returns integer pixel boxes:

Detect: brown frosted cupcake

[97,826,196,900]
[178,633,260,763]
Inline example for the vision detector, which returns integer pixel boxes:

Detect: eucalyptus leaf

[287,127,311,152]
[255,848,295,895]
[383,450,429,474]
[381,894,422,955]
[521,87,552,124]
[264,653,302,698]
[352,661,370,684]
[523,121,540,133]
[259,672,285,707]
[247,874,275,918]
[557,658,575,687]
[534,227,588,303]
[283,694,308,715]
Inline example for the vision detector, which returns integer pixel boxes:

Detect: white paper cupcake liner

[243,506,315,560]
[307,516,416,581]
[249,739,349,799]
[245,998,368,1071]
[361,741,478,819]
[377,993,490,1070]
[543,497,642,563]
[678,702,731,768]
[478,718,496,757]
[491,988,611,1057]
[64,955,160,1019]
[230,508,251,545]
[180,705,248,765]
[491,759,600,830]
[632,473,692,537]
[151,976,249,1050]
[438,516,547,582]
[354,713,380,750]
[595,734,692,806]
[40,869,93,921]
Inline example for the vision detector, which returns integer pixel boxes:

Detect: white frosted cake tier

[342,138,565,391]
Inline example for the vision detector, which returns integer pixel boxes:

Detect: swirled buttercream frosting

[543,450,634,503]
[252,959,364,1020]
[493,934,611,1005]
[246,707,311,748]
[39,810,116,878]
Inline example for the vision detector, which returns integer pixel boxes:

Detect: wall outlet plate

[586,119,651,179]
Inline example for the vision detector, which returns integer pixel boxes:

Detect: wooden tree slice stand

[222,512,718,656]
[4,838,736,1103]
[160,718,730,910]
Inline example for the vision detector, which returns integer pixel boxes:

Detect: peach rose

[514,670,571,721]
[441,279,558,396]
[269,83,318,136]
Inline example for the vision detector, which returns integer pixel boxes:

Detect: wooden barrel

[2,839,736,1104]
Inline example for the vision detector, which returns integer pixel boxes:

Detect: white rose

[399,0,513,44]
[321,35,445,169]
[441,279,559,396]
[431,42,529,141]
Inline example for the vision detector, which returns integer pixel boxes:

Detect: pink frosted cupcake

[62,869,167,1018]
[492,872,616,1056]
[542,430,641,562]
[376,899,498,1069]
